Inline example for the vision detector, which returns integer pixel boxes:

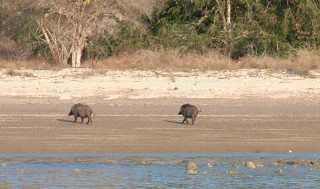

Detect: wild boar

[68,103,93,124]
[178,103,200,125]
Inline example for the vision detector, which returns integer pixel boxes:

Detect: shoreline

[1,97,320,153]
[0,68,319,153]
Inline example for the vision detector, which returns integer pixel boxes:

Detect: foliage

[1,0,320,62]
[147,0,320,59]
[84,22,153,59]
[0,5,42,59]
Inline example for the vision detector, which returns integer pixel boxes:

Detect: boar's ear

[70,105,76,112]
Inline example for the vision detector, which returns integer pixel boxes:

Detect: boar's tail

[198,110,202,113]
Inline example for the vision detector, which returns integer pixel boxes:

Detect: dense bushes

[0,8,40,59]
[147,0,320,59]
[1,0,320,61]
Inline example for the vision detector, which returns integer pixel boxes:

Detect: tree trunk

[226,0,232,40]
[216,0,227,32]
[226,0,231,28]
[75,47,82,67]
[70,44,83,68]
[226,0,232,57]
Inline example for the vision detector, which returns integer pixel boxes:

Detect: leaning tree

[3,0,150,67]
[37,0,120,67]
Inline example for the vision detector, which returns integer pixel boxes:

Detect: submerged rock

[73,168,81,173]
[206,163,213,168]
[226,170,238,175]
[310,167,317,172]
[275,168,284,174]
[255,163,264,167]
[293,164,300,168]
[232,161,244,168]
[276,158,287,165]
[0,163,7,167]
[141,159,152,165]
[186,162,198,174]
[16,169,24,173]
[310,160,320,166]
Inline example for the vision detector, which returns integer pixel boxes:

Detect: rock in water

[245,161,256,169]
[206,163,213,168]
[275,168,284,174]
[186,162,198,174]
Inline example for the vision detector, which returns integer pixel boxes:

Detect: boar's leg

[182,117,189,125]
[74,116,78,123]
[87,116,92,124]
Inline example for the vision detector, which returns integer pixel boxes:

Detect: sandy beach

[0,68,320,153]
[1,68,320,100]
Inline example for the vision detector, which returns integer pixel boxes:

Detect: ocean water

[0,152,319,188]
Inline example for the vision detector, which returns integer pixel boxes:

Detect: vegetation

[1,0,320,71]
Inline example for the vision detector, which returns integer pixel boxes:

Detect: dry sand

[0,68,320,153]
[0,68,320,100]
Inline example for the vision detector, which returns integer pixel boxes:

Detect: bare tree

[36,0,121,67]
[2,0,155,67]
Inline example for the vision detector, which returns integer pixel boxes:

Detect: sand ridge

[0,68,319,100]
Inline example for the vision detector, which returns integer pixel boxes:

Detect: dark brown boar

[178,103,200,125]
[68,103,93,124]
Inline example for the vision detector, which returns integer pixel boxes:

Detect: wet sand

[0,97,319,153]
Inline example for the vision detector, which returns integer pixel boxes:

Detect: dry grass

[89,50,237,70]
[236,50,320,76]
[89,49,320,77]
[5,69,34,77]
[0,57,67,70]
[121,0,156,18]
[1,49,320,77]
[0,38,20,60]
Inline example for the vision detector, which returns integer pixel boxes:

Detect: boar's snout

[68,104,77,116]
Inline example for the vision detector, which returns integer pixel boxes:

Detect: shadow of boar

[178,103,200,125]
[68,103,93,124]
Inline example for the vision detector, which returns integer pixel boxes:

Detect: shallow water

[1,152,320,188]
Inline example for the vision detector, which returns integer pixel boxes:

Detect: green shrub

[2,0,320,62]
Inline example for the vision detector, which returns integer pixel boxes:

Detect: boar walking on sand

[68,103,93,124]
[178,103,200,125]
